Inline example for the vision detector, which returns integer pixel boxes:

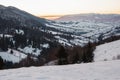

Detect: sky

[0,0,120,19]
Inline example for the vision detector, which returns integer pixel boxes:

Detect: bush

[117,55,120,60]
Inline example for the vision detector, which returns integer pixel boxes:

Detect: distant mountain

[55,13,120,22]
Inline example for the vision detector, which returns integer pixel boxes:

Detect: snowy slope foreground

[94,40,120,61]
[94,40,120,62]
[0,60,120,80]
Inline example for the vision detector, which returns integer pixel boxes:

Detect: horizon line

[37,12,120,20]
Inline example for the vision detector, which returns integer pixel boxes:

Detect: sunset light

[0,0,120,19]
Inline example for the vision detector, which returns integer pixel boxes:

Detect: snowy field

[0,49,27,63]
[94,40,120,62]
[0,60,120,80]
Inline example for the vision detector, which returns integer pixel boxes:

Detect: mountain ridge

[0,5,47,28]
[55,13,120,22]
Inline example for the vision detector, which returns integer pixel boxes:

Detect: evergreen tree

[82,42,94,63]
[56,46,68,65]
[0,34,8,51]
[25,54,35,67]
[72,53,80,64]
[10,49,13,54]
[0,56,4,69]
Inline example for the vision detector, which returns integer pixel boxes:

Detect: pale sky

[0,0,120,17]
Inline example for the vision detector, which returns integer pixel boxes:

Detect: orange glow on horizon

[1,0,120,17]
[38,11,120,20]
[39,15,63,20]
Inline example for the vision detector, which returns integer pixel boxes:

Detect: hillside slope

[94,39,120,62]
[0,5,46,28]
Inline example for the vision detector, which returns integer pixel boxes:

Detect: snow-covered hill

[94,39,120,62]
[0,60,120,80]
[46,14,120,46]
[0,5,59,67]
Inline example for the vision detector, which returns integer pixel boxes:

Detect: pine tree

[72,53,80,64]
[82,42,94,63]
[56,46,68,65]
[1,34,8,51]
[10,49,13,54]
[0,56,4,69]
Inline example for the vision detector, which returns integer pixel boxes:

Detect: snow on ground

[94,39,120,62]
[18,45,42,56]
[41,43,50,48]
[0,49,27,63]
[0,60,120,80]
[46,18,120,46]
[0,34,13,37]
[15,29,24,35]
